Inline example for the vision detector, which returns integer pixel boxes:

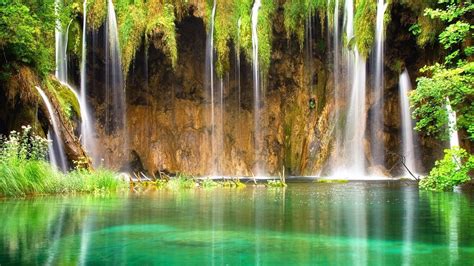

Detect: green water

[1,182,473,265]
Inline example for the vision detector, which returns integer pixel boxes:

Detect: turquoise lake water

[1,182,473,265]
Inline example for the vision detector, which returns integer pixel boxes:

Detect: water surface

[1,182,473,265]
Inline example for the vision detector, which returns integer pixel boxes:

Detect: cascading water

[205,0,218,176]
[370,0,387,165]
[36,86,68,172]
[105,0,127,163]
[332,0,368,178]
[251,0,263,176]
[80,0,98,164]
[332,0,341,166]
[399,70,417,174]
[55,0,67,82]
[446,98,459,148]
[105,0,126,133]
[344,51,367,176]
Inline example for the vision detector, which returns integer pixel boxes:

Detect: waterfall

[55,0,67,82]
[80,0,98,164]
[399,70,417,174]
[332,0,341,166]
[371,0,387,165]
[344,52,367,176]
[36,86,68,172]
[251,0,263,176]
[105,0,127,162]
[331,0,368,178]
[205,0,217,176]
[446,98,459,148]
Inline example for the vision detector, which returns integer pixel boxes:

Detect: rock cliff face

[78,2,444,177]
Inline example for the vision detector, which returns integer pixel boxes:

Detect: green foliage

[214,0,236,76]
[402,0,440,47]
[145,2,178,69]
[410,62,474,140]
[0,126,124,197]
[283,0,327,49]
[266,179,287,187]
[166,173,196,189]
[257,0,276,76]
[44,76,81,120]
[87,0,107,30]
[354,0,376,57]
[419,147,474,191]
[411,0,473,141]
[116,0,146,76]
[0,0,56,78]
[200,178,219,188]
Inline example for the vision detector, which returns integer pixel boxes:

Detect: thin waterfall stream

[371,0,387,166]
[36,86,68,171]
[105,0,127,165]
[80,0,98,164]
[252,0,263,176]
[399,70,417,174]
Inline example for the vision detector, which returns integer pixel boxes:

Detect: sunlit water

[1,182,473,265]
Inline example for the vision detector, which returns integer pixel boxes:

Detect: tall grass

[0,126,125,197]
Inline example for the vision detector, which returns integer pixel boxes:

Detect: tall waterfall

[399,70,417,174]
[205,0,218,175]
[251,0,263,176]
[446,98,459,148]
[80,0,98,164]
[371,0,387,165]
[344,52,367,176]
[36,86,68,172]
[105,0,127,161]
[55,0,67,82]
[332,0,368,178]
[105,0,125,132]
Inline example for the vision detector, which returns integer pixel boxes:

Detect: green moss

[214,0,235,76]
[67,20,82,57]
[283,0,327,49]
[87,0,107,30]
[400,0,440,47]
[44,76,80,121]
[354,0,376,58]
[116,0,146,76]
[258,0,276,76]
[145,1,178,69]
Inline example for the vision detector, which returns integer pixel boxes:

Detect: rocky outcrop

[73,2,446,176]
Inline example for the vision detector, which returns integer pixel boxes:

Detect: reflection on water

[0,182,473,265]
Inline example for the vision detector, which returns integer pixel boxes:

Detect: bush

[0,126,124,197]
[419,147,474,191]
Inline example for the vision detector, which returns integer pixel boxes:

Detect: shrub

[0,126,124,197]
[419,147,474,191]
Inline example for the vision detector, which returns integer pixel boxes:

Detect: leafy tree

[0,0,56,79]
[410,0,473,141]
[410,0,473,190]
[419,147,474,191]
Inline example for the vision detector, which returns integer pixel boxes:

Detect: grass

[266,180,287,188]
[0,126,125,197]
